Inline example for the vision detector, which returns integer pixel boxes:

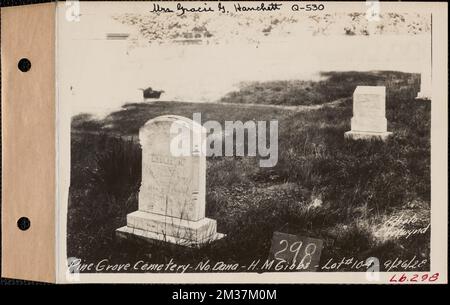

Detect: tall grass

[219,71,420,106]
[68,134,141,260]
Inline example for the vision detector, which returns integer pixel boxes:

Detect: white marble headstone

[345,86,392,140]
[117,115,225,246]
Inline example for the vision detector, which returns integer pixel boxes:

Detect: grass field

[68,71,430,272]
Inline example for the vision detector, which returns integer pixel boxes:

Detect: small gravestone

[117,115,225,247]
[416,70,432,100]
[416,43,432,101]
[345,86,392,141]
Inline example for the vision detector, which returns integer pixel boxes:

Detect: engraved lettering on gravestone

[345,86,392,140]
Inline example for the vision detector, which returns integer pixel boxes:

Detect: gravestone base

[345,130,392,141]
[116,210,225,248]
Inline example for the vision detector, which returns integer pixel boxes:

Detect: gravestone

[345,86,392,141]
[116,115,225,247]
[268,223,324,272]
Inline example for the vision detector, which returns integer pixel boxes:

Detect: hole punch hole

[17,217,31,231]
[18,58,31,72]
